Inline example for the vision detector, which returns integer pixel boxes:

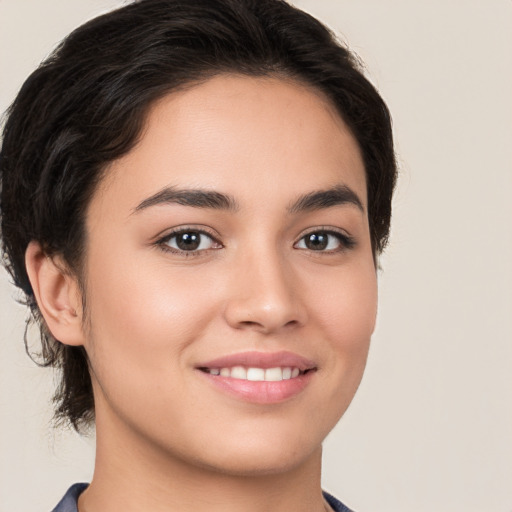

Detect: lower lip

[197,370,314,404]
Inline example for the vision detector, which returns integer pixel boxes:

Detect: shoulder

[51,483,89,512]
[323,490,356,512]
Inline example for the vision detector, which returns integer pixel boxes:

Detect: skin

[26,74,377,512]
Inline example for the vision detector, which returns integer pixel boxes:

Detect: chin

[174,421,326,478]
[195,442,322,478]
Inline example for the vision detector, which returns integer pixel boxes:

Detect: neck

[79,410,327,512]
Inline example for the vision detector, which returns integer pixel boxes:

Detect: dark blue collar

[51,483,354,512]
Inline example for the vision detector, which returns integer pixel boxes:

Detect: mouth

[195,351,317,404]
[198,366,312,381]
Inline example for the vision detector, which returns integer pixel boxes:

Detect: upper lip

[196,351,317,371]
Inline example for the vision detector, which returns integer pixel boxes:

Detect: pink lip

[196,350,317,371]
[195,351,317,405]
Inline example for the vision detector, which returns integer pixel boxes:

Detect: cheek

[310,260,377,343]
[80,255,225,437]
[82,253,219,378]
[306,259,377,392]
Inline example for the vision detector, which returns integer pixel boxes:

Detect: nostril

[239,320,260,328]
[235,318,300,333]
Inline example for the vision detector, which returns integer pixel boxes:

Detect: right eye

[160,229,221,253]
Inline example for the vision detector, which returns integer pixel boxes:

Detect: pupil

[306,233,328,250]
[177,232,200,251]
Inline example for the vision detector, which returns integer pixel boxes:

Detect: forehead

[92,74,367,218]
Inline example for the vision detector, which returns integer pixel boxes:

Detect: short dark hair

[0,0,397,430]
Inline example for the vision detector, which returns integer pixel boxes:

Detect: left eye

[295,231,344,251]
[164,231,217,252]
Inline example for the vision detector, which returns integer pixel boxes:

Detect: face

[81,75,377,476]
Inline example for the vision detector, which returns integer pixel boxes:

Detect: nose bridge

[224,241,306,333]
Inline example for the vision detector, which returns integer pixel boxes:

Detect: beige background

[1,1,511,511]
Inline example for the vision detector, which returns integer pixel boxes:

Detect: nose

[223,249,308,334]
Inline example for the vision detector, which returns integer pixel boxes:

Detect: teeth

[247,368,265,381]
[231,366,247,379]
[265,367,283,381]
[205,366,303,381]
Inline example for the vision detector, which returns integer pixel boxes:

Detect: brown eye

[303,232,330,250]
[164,231,217,252]
[295,231,353,252]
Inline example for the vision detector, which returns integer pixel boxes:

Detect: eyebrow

[132,183,363,215]
[287,184,364,214]
[133,187,240,213]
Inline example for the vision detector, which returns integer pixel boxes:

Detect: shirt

[51,483,354,512]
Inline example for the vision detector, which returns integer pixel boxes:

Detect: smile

[196,351,317,404]
[199,366,305,381]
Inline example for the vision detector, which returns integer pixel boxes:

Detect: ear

[25,241,85,347]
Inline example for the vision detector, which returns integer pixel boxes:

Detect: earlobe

[25,241,85,347]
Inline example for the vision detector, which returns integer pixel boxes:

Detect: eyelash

[155,227,356,257]
[156,227,222,257]
[296,228,356,253]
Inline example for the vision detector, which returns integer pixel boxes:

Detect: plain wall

[1,1,511,511]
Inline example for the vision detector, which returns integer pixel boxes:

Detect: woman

[0,0,396,510]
